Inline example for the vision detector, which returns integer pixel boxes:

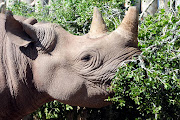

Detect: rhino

[0,6,141,119]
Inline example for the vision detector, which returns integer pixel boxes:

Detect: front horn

[117,6,138,44]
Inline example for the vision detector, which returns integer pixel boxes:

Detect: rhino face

[5,7,141,108]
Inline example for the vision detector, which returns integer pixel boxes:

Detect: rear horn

[88,7,107,38]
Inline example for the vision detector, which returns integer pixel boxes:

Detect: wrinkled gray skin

[0,7,141,119]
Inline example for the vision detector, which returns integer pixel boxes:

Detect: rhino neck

[0,36,51,119]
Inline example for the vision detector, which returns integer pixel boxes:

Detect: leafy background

[7,0,180,119]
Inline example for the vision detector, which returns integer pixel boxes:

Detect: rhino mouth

[80,48,141,97]
[86,74,115,97]
[90,49,141,92]
[86,79,114,103]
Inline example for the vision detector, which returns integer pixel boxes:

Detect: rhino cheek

[47,69,86,101]
[48,77,111,108]
[33,57,84,99]
[33,52,111,107]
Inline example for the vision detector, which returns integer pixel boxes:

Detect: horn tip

[117,6,138,35]
[88,7,107,38]
[127,6,138,15]
[93,6,98,11]
[124,6,139,21]
[128,6,137,10]
[93,6,100,15]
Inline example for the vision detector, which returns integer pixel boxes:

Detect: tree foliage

[111,9,180,119]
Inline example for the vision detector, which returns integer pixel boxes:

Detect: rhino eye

[81,54,92,62]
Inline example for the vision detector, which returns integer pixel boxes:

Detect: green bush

[8,0,180,119]
[9,0,125,35]
[110,9,180,119]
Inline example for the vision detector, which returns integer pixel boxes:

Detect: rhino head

[5,7,141,108]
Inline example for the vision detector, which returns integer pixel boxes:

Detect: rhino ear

[23,17,37,25]
[5,11,37,47]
